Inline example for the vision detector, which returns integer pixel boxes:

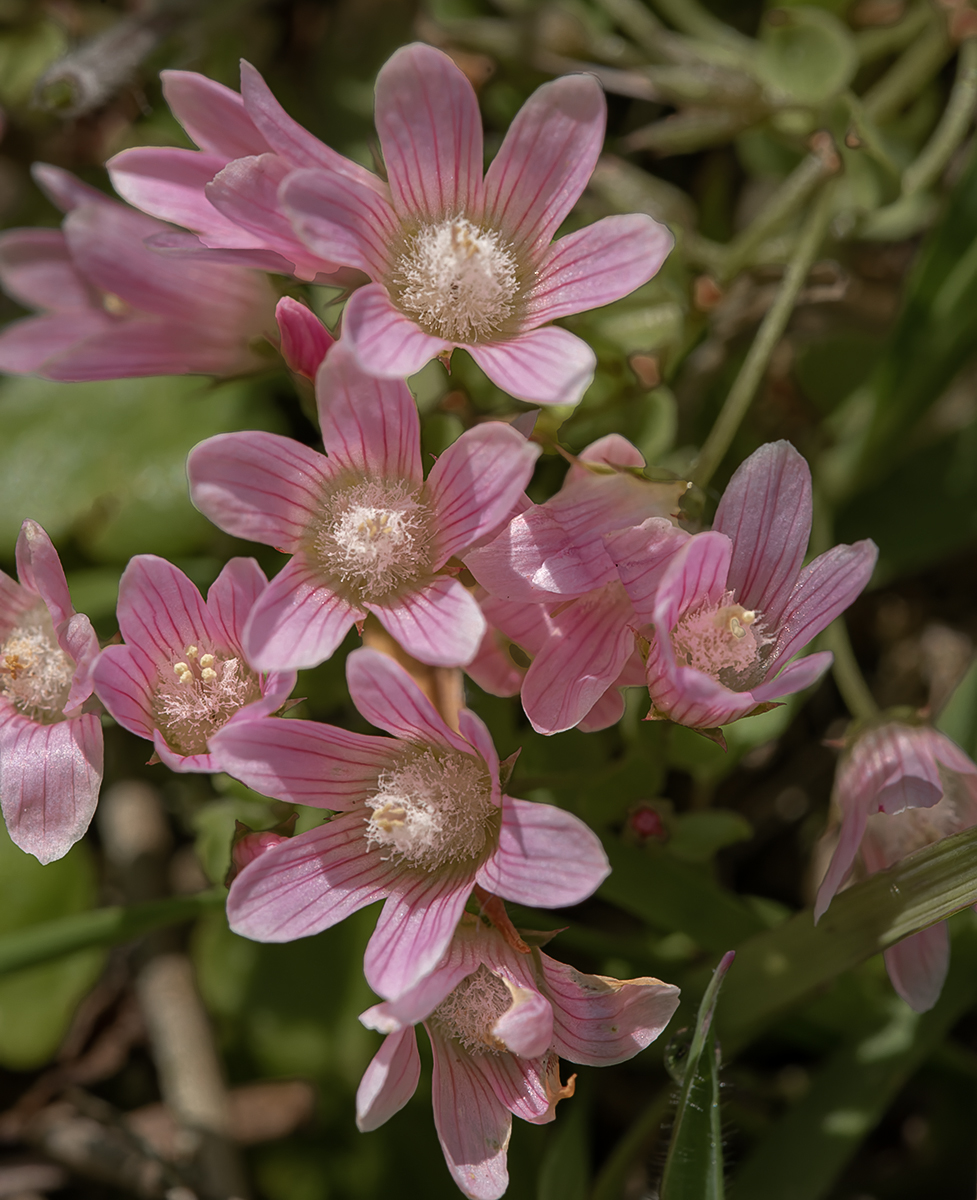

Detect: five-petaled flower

[212,647,610,1002]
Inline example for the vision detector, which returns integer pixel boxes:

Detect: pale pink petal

[209,715,392,809]
[374,43,484,223]
[276,296,334,380]
[188,431,330,551]
[428,1024,512,1200]
[883,923,949,1013]
[0,572,36,640]
[713,441,813,629]
[0,228,94,311]
[655,531,732,630]
[369,579,486,669]
[363,936,480,1032]
[577,684,626,733]
[468,327,595,407]
[477,1052,553,1125]
[520,585,636,735]
[815,794,871,922]
[243,556,361,673]
[491,985,553,1059]
[524,215,673,326]
[341,284,450,376]
[577,434,647,469]
[773,540,878,667]
[0,313,112,375]
[457,709,500,792]
[226,812,395,941]
[365,868,475,1000]
[113,555,218,666]
[465,626,524,700]
[465,508,601,603]
[59,613,100,713]
[0,707,102,865]
[106,148,253,243]
[143,229,299,274]
[345,647,471,753]
[551,458,683,543]
[483,74,605,254]
[161,69,269,157]
[542,958,680,1065]
[604,518,690,623]
[751,651,832,705]
[240,60,386,193]
[476,796,609,906]
[15,520,72,626]
[647,654,754,730]
[31,164,110,213]
[925,727,977,779]
[205,557,268,651]
[356,1026,422,1132]
[91,644,157,741]
[316,341,422,485]
[280,169,398,278]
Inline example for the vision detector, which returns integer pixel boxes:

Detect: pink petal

[520,585,636,735]
[0,313,112,375]
[814,796,871,922]
[646,653,754,730]
[209,715,392,808]
[476,796,609,906]
[91,643,157,741]
[188,431,330,551]
[477,1052,553,1125]
[491,985,553,1059]
[356,1026,422,1132]
[276,296,334,380]
[713,441,813,629]
[31,163,110,213]
[15,520,73,627]
[0,707,102,865]
[161,69,269,157]
[243,556,361,673]
[542,957,681,1065]
[144,228,301,274]
[578,434,647,469]
[883,923,949,1013]
[374,43,484,223]
[427,424,541,564]
[368,579,486,668]
[525,215,673,326]
[340,283,450,376]
[773,540,878,667]
[457,709,501,793]
[240,60,386,192]
[751,651,832,705]
[0,572,36,640]
[428,1024,512,1200]
[316,340,422,485]
[363,934,480,1032]
[345,647,470,753]
[468,327,595,407]
[465,508,604,603]
[280,169,398,279]
[483,74,605,255]
[0,228,94,311]
[226,812,395,941]
[577,684,626,733]
[114,555,218,662]
[206,557,268,652]
[365,868,475,1000]
[604,518,690,623]
[59,613,100,714]
[654,531,732,629]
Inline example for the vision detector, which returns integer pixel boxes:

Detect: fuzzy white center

[391,216,520,343]
[364,748,495,871]
[431,964,512,1055]
[154,643,261,756]
[314,479,433,602]
[0,606,74,723]
[671,594,768,690]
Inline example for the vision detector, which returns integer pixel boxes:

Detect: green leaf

[668,810,754,864]
[0,819,102,1068]
[757,8,857,106]
[935,656,977,758]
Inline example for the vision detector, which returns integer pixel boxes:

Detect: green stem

[823,616,880,722]
[590,1089,674,1200]
[903,38,977,196]
[0,889,226,977]
[862,20,952,124]
[647,0,751,52]
[854,2,932,65]
[691,185,835,491]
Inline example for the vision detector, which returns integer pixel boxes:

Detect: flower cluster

[0,36,901,1199]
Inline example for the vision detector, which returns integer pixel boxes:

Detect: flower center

[154,643,261,757]
[0,605,74,723]
[363,748,496,871]
[430,964,512,1055]
[671,594,768,691]
[313,478,435,603]
[389,216,521,343]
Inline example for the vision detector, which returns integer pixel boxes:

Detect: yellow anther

[185,645,198,659]
[199,653,215,669]
[101,292,129,316]
[173,662,189,676]
[177,669,193,685]
[372,802,407,832]
[200,667,218,682]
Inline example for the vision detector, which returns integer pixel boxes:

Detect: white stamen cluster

[155,643,260,756]
[671,593,768,690]
[0,605,74,723]
[314,478,434,601]
[391,216,520,343]
[430,964,513,1055]
[364,748,496,871]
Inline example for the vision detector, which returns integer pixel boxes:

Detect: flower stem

[862,18,952,124]
[823,616,880,723]
[691,184,835,491]
[903,38,977,197]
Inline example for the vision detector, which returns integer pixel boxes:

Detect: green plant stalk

[590,1090,674,1200]
[691,185,835,491]
[647,0,750,51]
[854,1,932,65]
[863,20,952,124]
[823,616,880,722]
[903,37,977,196]
[844,92,903,177]
[0,889,226,977]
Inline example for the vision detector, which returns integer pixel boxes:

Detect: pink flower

[355,915,680,1199]
[465,434,688,733]
[815,722,977,1012]
[277,43,673,406]
[275,296,334,380]
[188,340,541,671]
[624,441,877,734]
[0,521,102,863]
[0,165,276,381]
[211,648,610,1001]
[91,556,296,773]
[107,63,380,282]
